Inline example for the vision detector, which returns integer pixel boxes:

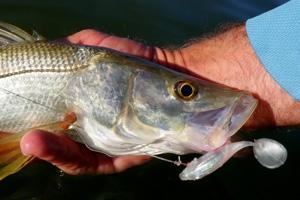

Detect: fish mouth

[225,94,258,136]
[181,94,258,152]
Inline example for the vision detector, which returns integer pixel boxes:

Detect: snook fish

[0,22,287,181]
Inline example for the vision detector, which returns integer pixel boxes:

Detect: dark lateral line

[0,64,89,78]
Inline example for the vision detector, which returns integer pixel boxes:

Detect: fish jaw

[176,93,258,152]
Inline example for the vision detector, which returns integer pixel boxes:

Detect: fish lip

[225,93,258,137]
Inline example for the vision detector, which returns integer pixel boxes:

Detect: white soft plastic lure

[0,22,287,180]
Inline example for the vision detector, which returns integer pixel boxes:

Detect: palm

[20,30,155,175]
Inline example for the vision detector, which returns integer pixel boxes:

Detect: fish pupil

[181,84,193,97]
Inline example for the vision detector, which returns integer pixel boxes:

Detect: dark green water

[1,0,299,199]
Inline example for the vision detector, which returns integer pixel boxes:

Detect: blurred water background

[0,0,299,200]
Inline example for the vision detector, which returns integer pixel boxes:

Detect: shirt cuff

[246,0,300,100]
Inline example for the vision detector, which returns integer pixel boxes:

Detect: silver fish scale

[0,42,97,77]
[0,72,74,132]
[0,42,99,132]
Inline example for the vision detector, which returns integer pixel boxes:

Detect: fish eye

[174,81,198,100]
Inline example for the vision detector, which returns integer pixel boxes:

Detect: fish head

[129,65,257,152]
[64,51,257,155]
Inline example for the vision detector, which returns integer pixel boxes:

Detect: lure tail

[0,132,33,180]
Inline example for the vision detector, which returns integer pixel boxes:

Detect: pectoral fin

[0,112,78,180]
[0,132,34,181]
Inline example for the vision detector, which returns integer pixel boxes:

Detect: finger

[67,29,110,46]
[20,130,112,175]
[112,155,152,173]
[67,29,155,59]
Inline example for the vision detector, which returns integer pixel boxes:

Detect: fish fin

[0,132,34,181]
[59,112,84,143]
[64,128,85,143]
[32,30,46,41]
[0,21,36,45]
[25,112,77,133]
[0,112,77,181]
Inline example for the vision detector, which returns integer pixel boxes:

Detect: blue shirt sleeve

[246,0,300,100]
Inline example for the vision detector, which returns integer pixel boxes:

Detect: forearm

[156,25,300,129]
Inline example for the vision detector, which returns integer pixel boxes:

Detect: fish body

[0,22,287,181]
